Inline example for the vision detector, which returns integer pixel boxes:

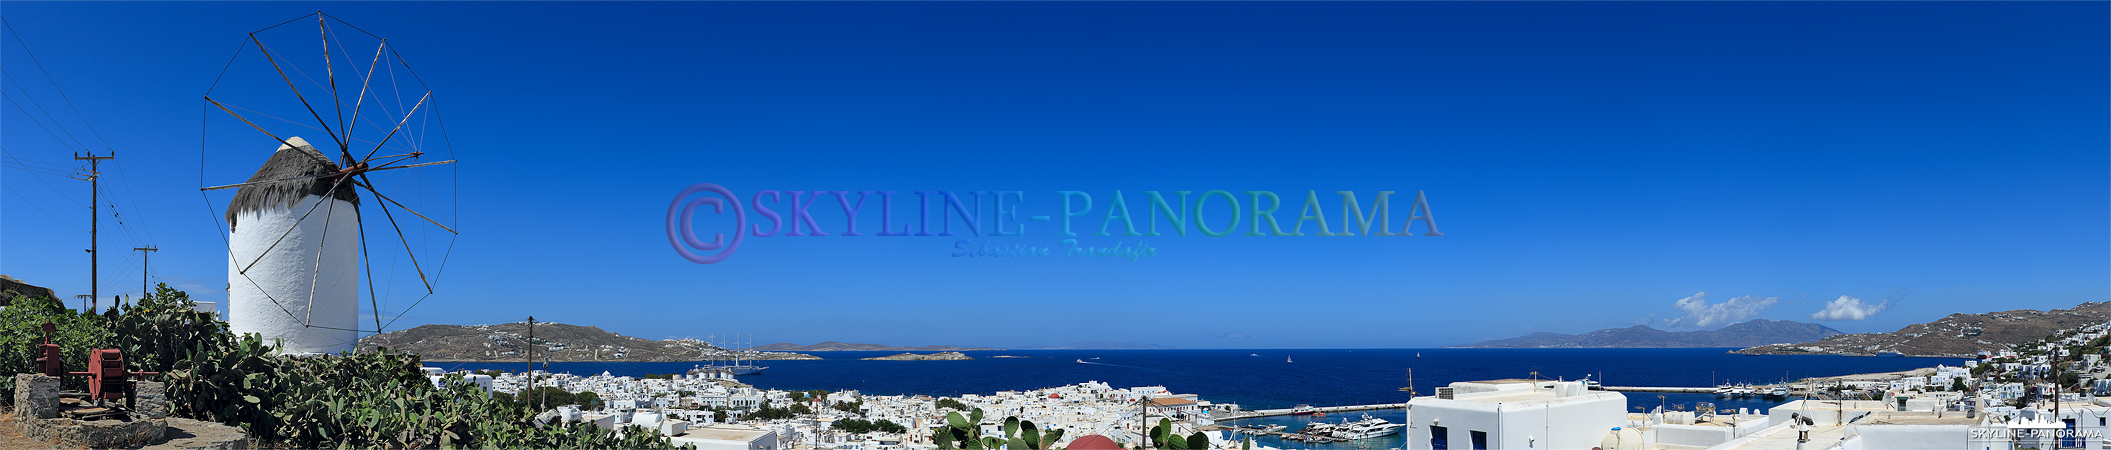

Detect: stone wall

[12,373,170,448]
[21,414,168,448]
[137,380,167,419]
[12,373,57,420]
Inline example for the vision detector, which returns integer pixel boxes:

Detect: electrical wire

[0,236,89,276]
[2,19,115,150]
[0,71,90,150]
[4,92,82,153]
[3,183,87,231]
[1,149,88,207]
[109,158,156,244]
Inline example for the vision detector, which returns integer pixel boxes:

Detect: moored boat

[1330,416,1404,439]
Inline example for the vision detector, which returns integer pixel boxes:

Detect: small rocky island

[862,351,973,361]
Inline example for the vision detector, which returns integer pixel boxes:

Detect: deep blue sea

[431,348,1961,449]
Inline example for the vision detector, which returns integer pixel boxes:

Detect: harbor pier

[1212,403,1410,421]
[1601,386,1719,394]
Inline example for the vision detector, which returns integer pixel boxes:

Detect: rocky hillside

[1736,302,2111,357]
[1461,319,1842,348]
[862,352,973,361]
[1,275,57,307]
[750,341,999,352]
[1011,342,1178,350]
[357,322,819,362]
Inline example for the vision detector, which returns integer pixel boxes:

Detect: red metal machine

[67,348,159,409]
[32,322,64,377]
[31,321,160,409]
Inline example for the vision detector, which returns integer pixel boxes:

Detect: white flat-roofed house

[731,393,765,409]
[671,424,781,450]
[1146,397,1202,420]
[1403,380,1625,450]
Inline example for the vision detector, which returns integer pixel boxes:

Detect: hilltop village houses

[416,320,2111,450]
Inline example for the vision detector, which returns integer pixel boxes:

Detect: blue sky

[2,2,2105,349]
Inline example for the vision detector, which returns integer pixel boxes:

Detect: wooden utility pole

[72,151,113,310]
[526,316,538,411]
[133,246,157,304]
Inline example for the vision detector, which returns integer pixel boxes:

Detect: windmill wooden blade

[352,178,456,235]
[357,214,383,333]
[204,96,337,168]
[236,172,356,276]
[302,189,347,326]
[320,14,348,160]
[358,173,434,294]
[250,33,343,151]
[367,159,454,173]
[362,90,430,162]
[201,171,345,191]
[346,40,385,144]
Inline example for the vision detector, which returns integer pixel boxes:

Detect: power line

[108,200,143,248]
[1,149,88,207]
[2,18,115,150]
[2,183,87,231]
[110,159,156,244]
[4,92,82,152]
[0,149,73,171]
[1,71,91,150]
[0,236,89,276]
[1,160,76,177]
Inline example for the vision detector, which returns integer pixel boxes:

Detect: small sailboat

[1287,355,1293,363]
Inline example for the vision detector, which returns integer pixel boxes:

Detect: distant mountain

[749,341,1000,352]
[1013,342,1179,350]
[1460,319,1842,349]
[357,323,819,362]
[862,352,974,361]
[1738,301,2111,357]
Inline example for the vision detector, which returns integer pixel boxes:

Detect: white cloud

[1810,295,1893,321]
[1665,292,1778,329]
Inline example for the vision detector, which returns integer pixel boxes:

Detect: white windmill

[198,12,459,354]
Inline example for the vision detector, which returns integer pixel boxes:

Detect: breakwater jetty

[1602,386,1718,393]
[1212,402,1410,421]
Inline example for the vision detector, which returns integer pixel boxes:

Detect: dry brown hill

[1736,302,2111,357]
[356,322,819,362]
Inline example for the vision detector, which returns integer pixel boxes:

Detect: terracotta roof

[1069,435,1122,450]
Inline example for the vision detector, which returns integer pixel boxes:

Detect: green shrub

[2,285,690,449]
[931,409,1064,450]
[0,294,114,394]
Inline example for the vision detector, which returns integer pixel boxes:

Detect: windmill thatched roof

[226,136,360,230]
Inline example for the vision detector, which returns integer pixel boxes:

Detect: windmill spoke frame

[198,12,458,338]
